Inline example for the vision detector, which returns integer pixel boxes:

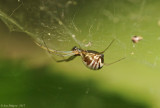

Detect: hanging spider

[35,39,125,70]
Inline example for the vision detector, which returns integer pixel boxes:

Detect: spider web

[1,0,160,107]
[0,0,160,70]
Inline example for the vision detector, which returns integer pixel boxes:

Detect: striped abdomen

[81,51,104,70]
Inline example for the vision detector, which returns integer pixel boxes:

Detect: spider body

[72,47,104,70]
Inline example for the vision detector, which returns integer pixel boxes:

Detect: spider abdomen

[82,51,104,70]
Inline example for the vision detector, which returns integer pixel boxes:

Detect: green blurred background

[1,0,160,108]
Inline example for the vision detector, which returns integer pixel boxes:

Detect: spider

[35,39,125,70]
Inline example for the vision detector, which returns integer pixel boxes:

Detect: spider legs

[100,39,115,54]
[35,37,77,62]
[39,37,65,61]
[104,57,125,66]
[57,55,77,62]
[41,37,64,58]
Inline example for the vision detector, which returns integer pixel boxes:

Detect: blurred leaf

[0,58,148,108]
